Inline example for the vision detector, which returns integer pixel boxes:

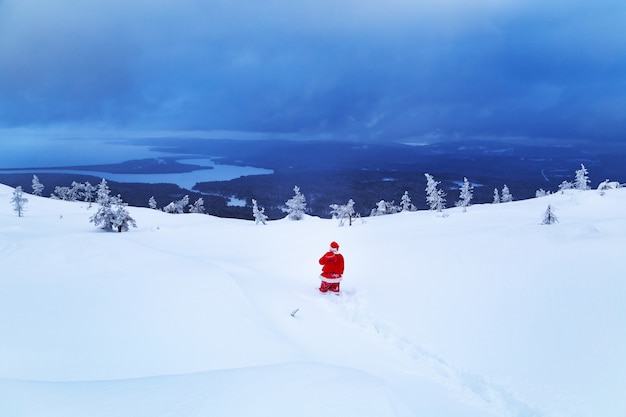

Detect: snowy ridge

[1,183,625,417]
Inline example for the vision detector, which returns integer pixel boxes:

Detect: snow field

[1,184,625,416]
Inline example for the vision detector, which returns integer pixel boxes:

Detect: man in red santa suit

[318,241,344,294]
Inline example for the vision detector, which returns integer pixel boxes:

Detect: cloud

[0,0,624,142]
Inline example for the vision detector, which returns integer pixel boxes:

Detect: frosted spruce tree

[597,179,621,191]
[501,185,513,203]
[11,186,28,217]
[51,182,85,201]
[111,195,137,232]
[455,177,473,212]
[424,173,446,212]
[370,200,399,216]
[95,178,111,203]
[574,164,590,190]
[329,198,355,226]
[285,186,306,220]
[82,182,95,207]
[91,187,115,231]
[541,204,558,225]
[90,191,136,232]
[31,175,44,196]
[178,195,190,212]
[400,191,417,212]
[90,179,114,230]
[252,199,268,225]
[189,198,205,214]
[52,185,71,200]
[162,201,177,213]
[163,195,189,214]
[558,180,573,192]
[69,181,85,201]
[148,196,158,209]
[492,188,500,204]
[370,200,387,216]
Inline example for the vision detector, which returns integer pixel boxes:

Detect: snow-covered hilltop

[1,183,625,417]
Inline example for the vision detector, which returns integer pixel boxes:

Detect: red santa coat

[319,251,344,283]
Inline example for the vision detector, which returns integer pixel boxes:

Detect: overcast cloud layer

[0,0,624,142]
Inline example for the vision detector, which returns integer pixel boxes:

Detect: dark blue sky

[0,0,624,143]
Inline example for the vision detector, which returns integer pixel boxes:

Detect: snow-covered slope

[1,183,625,417]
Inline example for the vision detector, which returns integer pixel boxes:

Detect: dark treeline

[0,168,578,221]
[2,139,625,220]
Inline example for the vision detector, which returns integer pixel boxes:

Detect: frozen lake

[0,163,273,190]
[0,137,273,189]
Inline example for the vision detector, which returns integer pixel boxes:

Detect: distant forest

[2,139,625,220]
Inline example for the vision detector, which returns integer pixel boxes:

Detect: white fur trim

[319,274,342,283]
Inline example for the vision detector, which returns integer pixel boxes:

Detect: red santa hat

[330,241,340,250]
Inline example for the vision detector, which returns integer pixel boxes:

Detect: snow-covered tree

[370,200,399,216]
[96,179,111,204]
[252,199,268,225]
[178,195,190,213]
[455,177,473,212]
[52,186,72,201]
[90,179,117,231]
[284,186,306,220]
[501,185,513,203]
[163,195,189,214]
[82,182,95,206]
[597,180,621,191]
[535,189,550,197]
[90,192,136,232]
[492,188,500,204]
[424,173,446,212]
[69,181,85,201]
[111,195,137,232]
[162,202,177,213]
[558,180,574,192]
[574,164,590,190]
[189,198,205,214]
[400,191,417,212]
[50,181,87,201]
[330,199,355,226]
[31,175,44,196]
[371,200,385,216]
[11,186,28,217]
[148,196,158,209]
[541,204,558,225]
[90,196,115,230]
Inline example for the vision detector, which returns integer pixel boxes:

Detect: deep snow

[1,183,625,417]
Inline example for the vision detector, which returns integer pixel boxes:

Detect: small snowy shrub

[252,199,268,225]
[330,199,355,226]
[370,200,399,216]
[541,204,558,225]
